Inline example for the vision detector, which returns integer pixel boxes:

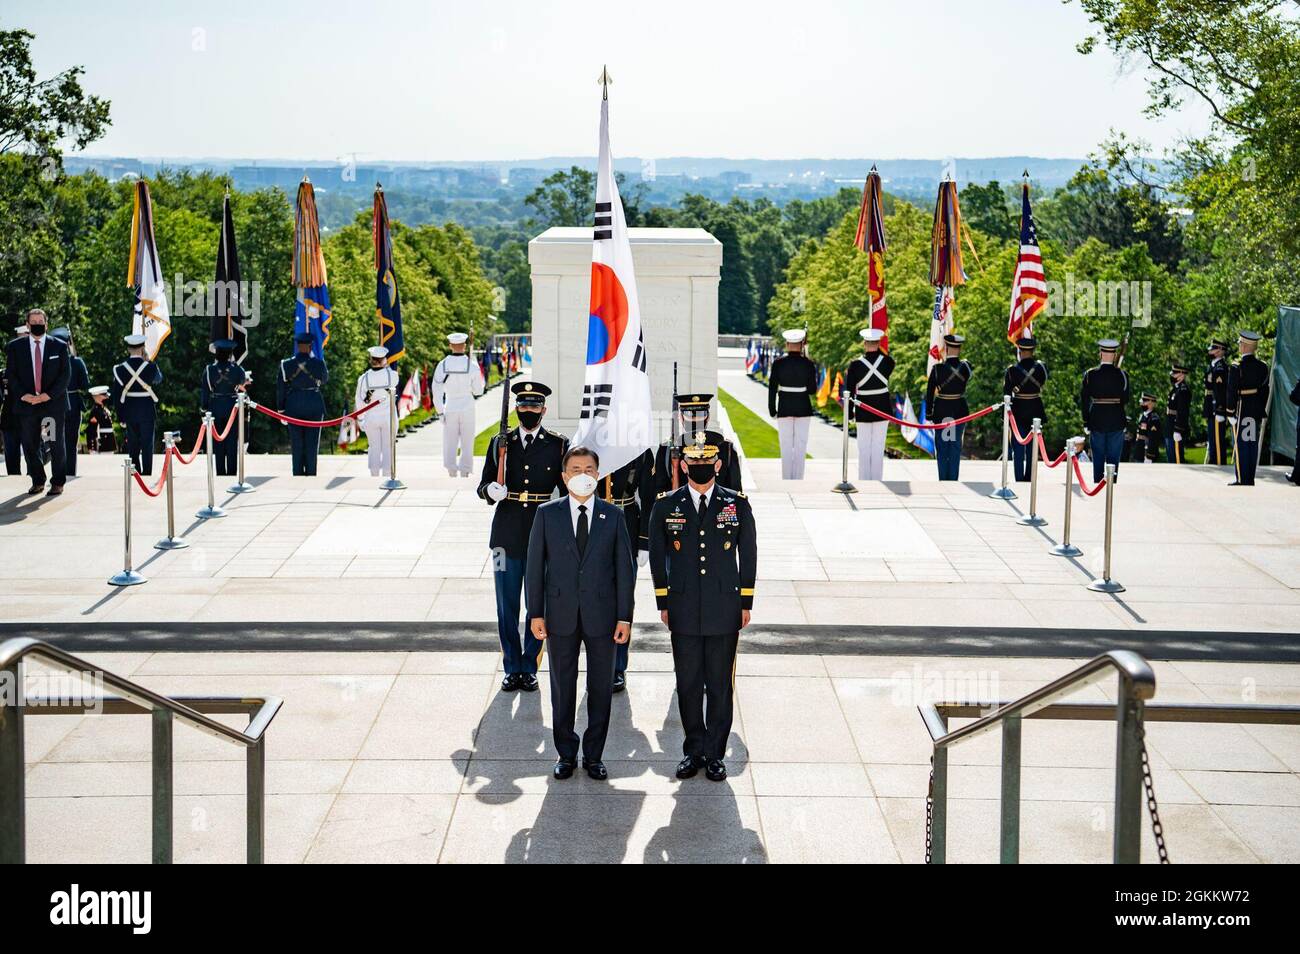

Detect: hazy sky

[9,0,1209,161]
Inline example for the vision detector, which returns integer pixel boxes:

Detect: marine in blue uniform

[478,381,569,692]
[1079,338,1129,483]
[276,332,328,476]
[200,339,247,476]
[1204,339,1230,466]
[925,333,972,481]
[108,333,162,475]
[1164,363,1192,464]
[51,328,89,477]
[648,432,757,783]
[1003,335,1046,482]
[650,394,742,495]
[1227,330,1270,486]
[598,447,656,691]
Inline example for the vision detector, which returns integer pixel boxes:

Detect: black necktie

[697,494,708,522]
[576,504,589,556]
[524,433,533,451]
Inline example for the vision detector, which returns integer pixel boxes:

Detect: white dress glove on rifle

[1174,432,1182,443]
[1215,415,1225,423]
[486,482,507,502]
[637,550,649,568]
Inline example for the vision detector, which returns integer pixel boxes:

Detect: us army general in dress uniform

[478,381,569,692]
[202,338,247,476]
[1164,362,1192,464]
[651,394,742,495]
[598,447,655,692]
[924,333,972,481]
[355,345,399,478]
[846,327,894,480]
[277,332,328,476]
[109,333,162,476]
[432,331,484,477]
[1079,338,1129,484]
[648,432,757,783]
[767,328,817,479]
[1227,329,1270,486]
[1204,338,1230,466]
[1003,335,1047,482]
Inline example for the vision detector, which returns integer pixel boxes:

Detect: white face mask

[567,473,597,497]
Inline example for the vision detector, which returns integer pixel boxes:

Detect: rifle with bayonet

[670,361,680,490]
[495,370,510,486]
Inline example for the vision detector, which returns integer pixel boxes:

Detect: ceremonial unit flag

[293,180,331,362]
[853,166,889,348]
[929,180,967,288]
[126,180,171,360]
[373,185,405,365]
[211,191,250,363]
[895,394,935,456]
[571,80,653,477]
[928,284,955,374]
[816,366,831,407]
[1007,179,1047,343]
[398,368,421,420]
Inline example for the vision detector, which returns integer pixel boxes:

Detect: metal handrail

[918,649,1300,864]
[0,637,282,864]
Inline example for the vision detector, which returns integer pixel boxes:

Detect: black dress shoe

[583,759,608,781]
[500,673,520,692]
[518,674,539,692]
[613,671,626,693]
[553,758,576,780]
[1228,480,1241,486]
[675,755,706,779]
[26,483,44,495]
[706,759,727,782]
[46,484,63,497]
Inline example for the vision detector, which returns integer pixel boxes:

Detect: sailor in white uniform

[355,345,399,477]
[845,328,894,480]
[432,331,484,477]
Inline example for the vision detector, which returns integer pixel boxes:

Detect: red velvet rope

[210,404,240,442]
[172,425,206,465]
[1007,413,1035,446]
[1037,433,1067,468]
[1071,454,1107,496]
[852,399,1000,429]
[252,399,380,428]
[130,453,170,497]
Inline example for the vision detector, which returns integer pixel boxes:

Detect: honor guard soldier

[648,431,757,783]
[1079,338,1129,484]
[1164,362,1192,464]
[355,345,399,478]
[478,381,569,692]
[1227,330,1270,486]
[767,328,817,479]
[432,331,485,477]
[1204,339,1230,465]
[51,328,88,476]
[924,333,971,480]
[1133,393,1160,463]
[652,394,743,494]
[846,327,894,480]
[86,385,115,452]
[1003,336,1047,482]
[203,338,248,476]
[598,448,656,691]
[109,333,162,475]
[278,332,328,476]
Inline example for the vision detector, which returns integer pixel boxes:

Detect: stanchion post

[1087,463,1125,592]
[1050,438,1083,557]
[1017,418,1047,527]
[154,432,188,550]
[379,384,405,490]
[988,394,1017,500]
[196,412,226,519]
[228,392,255,494]
[108,459,147,586]
[832,388,857,494]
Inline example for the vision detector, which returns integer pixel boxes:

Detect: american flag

[1007,181,1046,343]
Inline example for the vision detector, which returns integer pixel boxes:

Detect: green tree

[524,165,596,228]
[0,28,110,157]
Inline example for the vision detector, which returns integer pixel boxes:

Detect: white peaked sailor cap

[123,333,146,347]
[447,332,469,345]
[367,345,390,359]
[860,328,885,342]
[782,329,806,343]
[88,385,110,395]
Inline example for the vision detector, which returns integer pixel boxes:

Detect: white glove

[637,551,649,568]
[486,482,507,502]
[1173,431,1182,443]
[1215,415,1225,423]
[1228,416,1237,427]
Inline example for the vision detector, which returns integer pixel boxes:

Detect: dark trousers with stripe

[1009,434,1031,482]
[1090,430,1124,483]
[670,631,739,762]
[547,613,616,762]
[1205,414,1228,465]
[494,554,543,674]
[935,421,964,481]
[1234,417,1260,486]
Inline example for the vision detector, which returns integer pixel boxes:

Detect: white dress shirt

[687,483,713,513]
[568,493,594,537]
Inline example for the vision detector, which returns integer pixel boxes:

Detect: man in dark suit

[5,308,70,495]
[526,445,633,781]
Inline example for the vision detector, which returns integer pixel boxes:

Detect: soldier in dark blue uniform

[1227,330,1270,486]
[925,333,972,480]
[648,432,757,783]
[1003,335,1047,482]
[598,448,656,692]
[276,332,328,476]
[1204,339,1230,465]
[108,333,162,475]
[200,338,247,476]
[1133,393,1161,463]
[51,328,89,477]
[1164,363,1192,464]
[478,381,569,692]
[1079,338,1129,483]
[650,394,742,495]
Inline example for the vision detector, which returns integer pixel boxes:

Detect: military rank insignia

[717,503,739,527]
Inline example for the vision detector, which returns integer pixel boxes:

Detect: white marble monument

[528,226,722,438]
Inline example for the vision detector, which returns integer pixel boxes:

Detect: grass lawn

[716,387,782,458]
[474,410,520,455]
